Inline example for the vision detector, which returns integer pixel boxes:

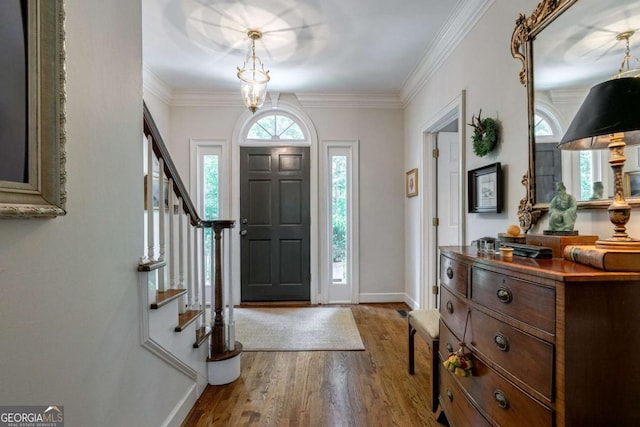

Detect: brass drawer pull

[446,342,454,353]
[494,390,509,409]
[446,300,453,314]
[446,266,454,279]
[494,333,510,352]
[496,287,513,304]
[447,388,453,402]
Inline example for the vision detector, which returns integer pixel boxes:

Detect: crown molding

[549,87,589,105]
[170,91,246,108]
[142,65,173,105]
[401,0,495,106]
[165,90,402,109]
[295,92,403,109]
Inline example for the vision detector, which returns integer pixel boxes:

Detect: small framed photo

[624,170,640,197]
[406,168,418,197]
[468,162,503,213]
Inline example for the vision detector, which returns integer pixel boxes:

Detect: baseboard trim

[404,294,420,310]
[161,383,198,427]
[359,292,405,303]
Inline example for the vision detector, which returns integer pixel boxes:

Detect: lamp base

[596,239,640,250]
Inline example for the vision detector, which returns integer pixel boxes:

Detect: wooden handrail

[143,102,202,227]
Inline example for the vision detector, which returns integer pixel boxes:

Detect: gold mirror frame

[510,0,577,232]
[0,0,66,218]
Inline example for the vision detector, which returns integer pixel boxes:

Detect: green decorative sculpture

[547,182,578,233]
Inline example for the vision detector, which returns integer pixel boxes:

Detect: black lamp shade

[559,77,640,150]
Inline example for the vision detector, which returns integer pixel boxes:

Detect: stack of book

[563,245,640,272]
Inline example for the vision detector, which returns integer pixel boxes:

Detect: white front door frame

[230,99,319,305]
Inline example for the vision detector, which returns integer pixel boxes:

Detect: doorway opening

[421,91,466,310]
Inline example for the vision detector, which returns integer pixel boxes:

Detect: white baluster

[178,197,184,288]
[168,178,176,288]
[209,227,215,327]
[227,226,235,351]
[193,223,200,312]
[187,216,193,310]
[157,158,166,292]
[146,136,155,262]
[199,227,206,328]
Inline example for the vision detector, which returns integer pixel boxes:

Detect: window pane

[534,114,553,137]
[203,154,219,285]
[331,155,347,283]
[275,115,294,135]
[257,115,275,135]
[247,123,271,139]
[280,122,305,140]
[579,151,592,200]
[203,155,219,219]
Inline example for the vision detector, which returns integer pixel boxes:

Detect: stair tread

[175,310,203,332]
[194,326,212,348]
[150,288,187,309]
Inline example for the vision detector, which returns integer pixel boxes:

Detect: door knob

[240,230,248,236]
[241,218,248,224]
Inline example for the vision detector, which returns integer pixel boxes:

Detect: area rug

[232,307,365,351]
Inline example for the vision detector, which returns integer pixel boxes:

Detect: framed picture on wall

[624,171,640,197]
[406,168,418,197]
[468,162,503,213]
[0,0,66,218]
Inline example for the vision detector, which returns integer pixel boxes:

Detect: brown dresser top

[440,246,640,283]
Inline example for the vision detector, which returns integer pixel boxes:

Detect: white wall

[307,106,405,301]
[166,98,405,302]
[0,1,195,426]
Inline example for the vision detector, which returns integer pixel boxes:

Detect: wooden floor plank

[182,303,441,427]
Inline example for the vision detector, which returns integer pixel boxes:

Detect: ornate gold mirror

[511,0,640,232]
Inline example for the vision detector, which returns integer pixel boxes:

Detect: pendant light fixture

[237,30,270,113]
[612,31,640,79]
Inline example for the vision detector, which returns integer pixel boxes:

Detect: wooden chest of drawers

[438,246,640,427]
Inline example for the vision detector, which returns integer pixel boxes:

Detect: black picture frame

[468,162,502,213]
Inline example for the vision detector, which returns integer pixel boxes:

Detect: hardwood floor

[182,303,443,427]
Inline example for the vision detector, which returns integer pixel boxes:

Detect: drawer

[440,323,553,427]
[441,255,467,297]
[439,358,492,427]
[471,267,555,334]
[471,309,553,401]
[439,286,469,342]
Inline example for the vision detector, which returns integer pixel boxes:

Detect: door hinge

[432,286,439,295]
[433,217,439,226]
[432,148,439,158]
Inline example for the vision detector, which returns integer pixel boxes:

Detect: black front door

[240,146,311,301]
[535,142,563,203]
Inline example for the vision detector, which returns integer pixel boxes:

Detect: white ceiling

[142,0,463,94]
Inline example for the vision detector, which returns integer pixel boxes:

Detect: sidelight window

[322,141,359,303]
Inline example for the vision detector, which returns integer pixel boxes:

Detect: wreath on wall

[468,110,498,157]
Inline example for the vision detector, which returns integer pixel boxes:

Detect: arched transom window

[246,113,306,141]
[534,113,554,137]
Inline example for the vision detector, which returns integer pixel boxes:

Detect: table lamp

[558,76,640,249]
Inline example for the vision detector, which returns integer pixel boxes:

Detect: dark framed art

[468,162,503,213]
[0,0,66,218]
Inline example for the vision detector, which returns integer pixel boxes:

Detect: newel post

[207,219,243,385]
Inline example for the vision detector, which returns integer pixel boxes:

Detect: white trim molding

[401,0,495,106]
